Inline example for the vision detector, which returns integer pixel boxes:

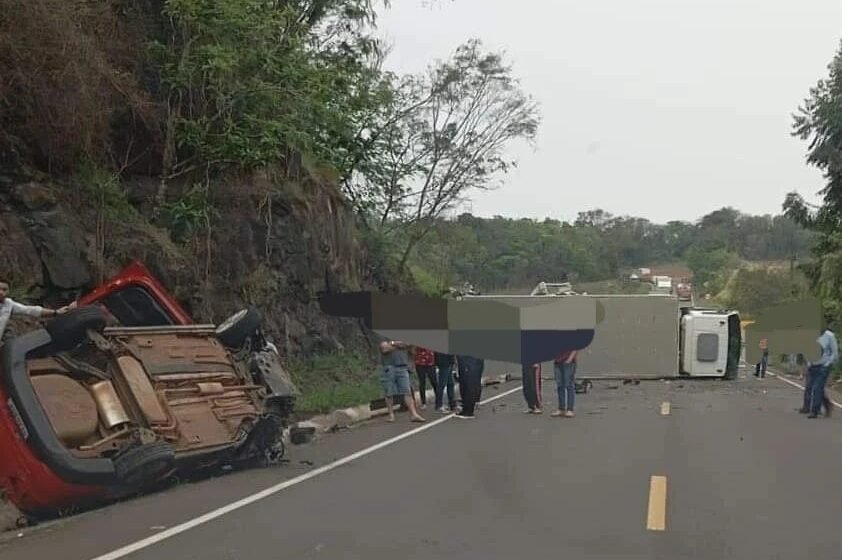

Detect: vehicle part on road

[215,308,262,349]
[575,379,593,394]
[113,441,176,488]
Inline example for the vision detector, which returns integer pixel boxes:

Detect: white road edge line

[89,384,524,560]
[767,370,842,408]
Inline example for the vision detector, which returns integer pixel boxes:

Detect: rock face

[2,181,90,294]
[0,169,396,354]
[25,208,91,290]
[0,212,43,290]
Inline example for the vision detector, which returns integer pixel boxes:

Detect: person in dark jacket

[434,351,457,413]
[455,354,484,419]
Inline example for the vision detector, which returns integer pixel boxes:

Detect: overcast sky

[377,0,842,224]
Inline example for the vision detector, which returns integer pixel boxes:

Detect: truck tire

[215,307,262,349]
[113,441,175,488]
[44,306,107,353]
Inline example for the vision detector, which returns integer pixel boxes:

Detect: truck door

[681,314,730,377]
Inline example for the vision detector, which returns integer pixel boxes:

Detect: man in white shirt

[0,279,75,343]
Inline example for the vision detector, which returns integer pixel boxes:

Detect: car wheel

[113,441,176,488]
[215,307,262,349]
[44,306,107,353]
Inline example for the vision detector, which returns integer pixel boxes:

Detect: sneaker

[533,408,543,415]
[454,413,475,419]
[435,407,448,414]
[551,410,564,417]
[420,403,427,410]
[523,408,535,414]
[564,410,575,418]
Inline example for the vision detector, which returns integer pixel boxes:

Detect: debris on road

[290,426,317,445]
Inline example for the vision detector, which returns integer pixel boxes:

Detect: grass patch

[287,350,384,415]
[295,381,384,415]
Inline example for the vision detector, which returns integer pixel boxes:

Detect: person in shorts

[380,338,426,423]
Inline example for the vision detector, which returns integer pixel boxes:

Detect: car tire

[44,306,107,353]
[113,441,176,488]
[215,307,262,349]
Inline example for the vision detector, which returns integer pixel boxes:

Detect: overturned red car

[0,261,297,517]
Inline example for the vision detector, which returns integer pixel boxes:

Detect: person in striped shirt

[522,362,543,414]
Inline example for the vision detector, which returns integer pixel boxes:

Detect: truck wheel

[44,306,107,353]
[215,307,262,349]
[114,441,176,488]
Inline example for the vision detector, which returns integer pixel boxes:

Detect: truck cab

[679,309,742,378]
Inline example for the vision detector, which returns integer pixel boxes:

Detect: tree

[146,0,391,200]
[343,39,540,269]
[719,268,808,318]
[684,247,739,293]
[784,39,842,317]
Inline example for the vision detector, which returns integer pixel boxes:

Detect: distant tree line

[407,207,813,294]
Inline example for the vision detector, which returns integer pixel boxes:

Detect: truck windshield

[726,313,742,378]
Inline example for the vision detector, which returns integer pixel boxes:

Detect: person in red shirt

[552,349,578,418]
[413,346,438,410]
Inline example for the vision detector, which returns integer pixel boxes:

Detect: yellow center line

[660,401,670,416]
[647,475,668,531]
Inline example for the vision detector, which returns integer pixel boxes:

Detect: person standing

[755,337,769,378]
[455,354,484,419]
[802,323,839,419]
[551,349,578,418]
[412,346,438,410]
[521,362,543,414]
[379,338,426,423]
[0,279,75,343]
[434,351,457,413]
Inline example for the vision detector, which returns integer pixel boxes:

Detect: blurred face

[0,282,8,302]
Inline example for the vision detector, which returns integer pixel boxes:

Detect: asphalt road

[3,370,842,560]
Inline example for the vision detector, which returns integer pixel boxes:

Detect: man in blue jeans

[801,323,839,418]
[551,349,578,418]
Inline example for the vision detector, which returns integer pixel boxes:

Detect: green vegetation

[785,39,842,328]
[718,267,810,319]
[407,208,812,294]
[287,350,382,414]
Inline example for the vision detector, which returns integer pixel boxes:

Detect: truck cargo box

[469,294,680,379]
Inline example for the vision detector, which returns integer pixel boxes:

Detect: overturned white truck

[464,287,742,380]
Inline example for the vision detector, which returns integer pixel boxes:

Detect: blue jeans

[435,364,456,409]
[755,353,768,377]
[554,362,576,411]
[807,364,831,415]
[382,366,412,397]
